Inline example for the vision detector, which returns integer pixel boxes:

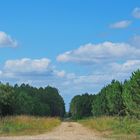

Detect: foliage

[70,69,140,119]
[42,86,65,117]
[0,83,65,117]
[123,70,140,118]
[0,83,14,116]
[70,93,95,119]
[92,80,125,116]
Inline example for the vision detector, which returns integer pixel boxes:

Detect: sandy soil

[0,122,110,140]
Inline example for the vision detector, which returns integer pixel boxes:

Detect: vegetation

[123,70,140,118]
[92,80,125,117]
[70,94,95,119]
[0,116,61,136]
[0,83,65,117]
[0,69,140,137]
[70,69,140,138]
[79,117,140,139]
[70,69,140,119]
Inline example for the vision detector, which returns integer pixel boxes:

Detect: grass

[0,115,61,136]
[79,116,140,140]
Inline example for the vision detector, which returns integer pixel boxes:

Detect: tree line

[0,83,65,117]
[70,69,140,119]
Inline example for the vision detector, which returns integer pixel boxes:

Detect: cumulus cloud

[0,57,140,106]
[0,58,71,86]
[4,58,51,73]
[0,44,140,105]
[0,31,18,47]
[56,40,140,97]
[64,60,140,89]
[57,42,140,64]
[111,60,140,73]
[110,20,131,29]
[132,7,140,18]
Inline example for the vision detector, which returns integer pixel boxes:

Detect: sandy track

[0,122,109,140]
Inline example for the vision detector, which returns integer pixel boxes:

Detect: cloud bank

[57,41,140,64]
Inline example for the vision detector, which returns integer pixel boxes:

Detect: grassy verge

[79,116,140,140]
[0,115,61,136]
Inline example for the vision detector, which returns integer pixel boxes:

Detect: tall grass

[79,116,140,139]
[0,116,61,136]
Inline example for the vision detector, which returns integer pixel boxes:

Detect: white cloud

[0,31,18,47]
[111,60,140,73]
[57,42,140,64]
[132,7,140,18]
[1,45,140,111]
[0,57,140,109]
[54,70,66,78]
[0,58,70,86]
[110,20,131,29]
[64,60,140,89]
[4,58,51,73]
[56,40,140,99]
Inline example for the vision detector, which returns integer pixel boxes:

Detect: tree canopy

[70,70,140,119]
[0,83,65,117]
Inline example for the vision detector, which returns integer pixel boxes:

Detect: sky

[0,0,140,110]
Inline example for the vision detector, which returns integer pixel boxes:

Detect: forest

[0,69,140,120]
[0,83,65,117]
[70,69,140,119]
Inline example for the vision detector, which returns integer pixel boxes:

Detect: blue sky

[0,0,140,110]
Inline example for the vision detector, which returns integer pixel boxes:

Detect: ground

[0,122,108,140]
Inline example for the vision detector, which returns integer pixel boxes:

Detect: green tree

[70,94,94,119]
[106,80,125,115]
[0,83,14,116]
[12,91,34,115]
[43,86,65,117]
[92,80,125,116]
[123,70,140,118]
[92,88,109,116]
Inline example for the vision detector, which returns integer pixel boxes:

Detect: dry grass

[79,116,140,140]
[0,115,61,136]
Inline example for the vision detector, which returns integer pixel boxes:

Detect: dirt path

[0,122,109,140]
